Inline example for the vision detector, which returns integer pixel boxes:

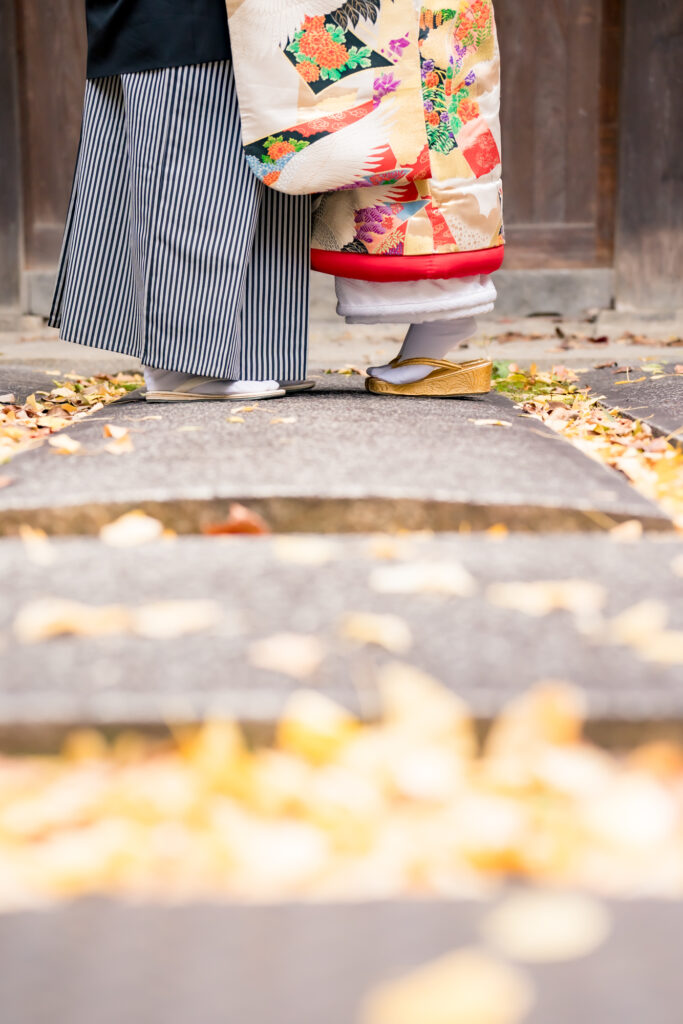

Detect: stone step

[578,363,683,441]
[0,897,680,1024]
[0,374,670,534]
[1,533,681,735]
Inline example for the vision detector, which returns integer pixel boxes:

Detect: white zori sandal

[145,375,317,402]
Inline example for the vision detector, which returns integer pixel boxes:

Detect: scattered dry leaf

[495,365,683,523]
[277,690,356,763]
[248,633,326,679]
[104,426,134,455]
[18,525,55,566]
[13,597,222,643]
[360,949,534,1024]
[376,662,476,755]
[486,579,606,619]
[202,503,270,536]
[469,418,512,428]
[13,598,130,642]
[486,683,586,757]
[272,536,338,566]
[481,890,611,962]
[637,631,683,665]
[47,434,81,455]
[369,561,475,597]
[225,416,244,424]
[486,524,509,539]
[270,416,297,425]
[339,612,412,653]
[597,599,669,651]
[99,510,164,547]
[132,600,222,639]
[323,366,363,376]
[103,423,128,440]
[609,519,644,542]
[1,374,142,464]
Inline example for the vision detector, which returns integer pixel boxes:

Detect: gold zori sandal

[365,357,493,397]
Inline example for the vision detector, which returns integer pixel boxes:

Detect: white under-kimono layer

[334,273,497,324]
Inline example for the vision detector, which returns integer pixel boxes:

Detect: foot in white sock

[143,367,279,396]
[368,317,476,385]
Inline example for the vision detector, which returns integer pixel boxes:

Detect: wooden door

[15,0,87,271]
[494,0,620,268]
[10,0,622,283]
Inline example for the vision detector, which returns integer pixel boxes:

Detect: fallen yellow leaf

[369,561,475,597]
[249,632,326,679]
[47,434,81,455]
[99,511,164,548]
[13,597,222,643]
[360,949,534,1024]
[486,579,606,618]
[272,536,338,566]
[481,890,611,962]
[277,690,356,763]
[339,612,412,654]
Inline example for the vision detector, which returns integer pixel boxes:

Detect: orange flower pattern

[419,1,494,155]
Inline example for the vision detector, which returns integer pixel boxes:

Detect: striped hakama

[49,60,311,381]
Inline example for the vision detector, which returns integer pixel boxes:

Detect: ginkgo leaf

[339,612,412,653]
[47,434,81,455]
[360,949,534,1024]
[481,890,611,962]
[249,633,326,680]
[369,561,475,597]
[99,511,165,547]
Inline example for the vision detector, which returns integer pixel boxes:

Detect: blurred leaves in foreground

[0,678,682,910]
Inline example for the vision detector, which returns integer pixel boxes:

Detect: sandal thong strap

[392,357,490,372]
[174,375,222,394]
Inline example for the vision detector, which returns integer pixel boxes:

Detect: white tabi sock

[368,317,477,385]
[143,367,279,396]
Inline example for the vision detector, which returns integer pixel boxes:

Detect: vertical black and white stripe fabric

[50,61,311,381]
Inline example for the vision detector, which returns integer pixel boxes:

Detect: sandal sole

[365,360,492,397]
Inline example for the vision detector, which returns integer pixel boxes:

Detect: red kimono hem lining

[311,246,505,281]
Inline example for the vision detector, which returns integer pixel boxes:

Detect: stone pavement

[0,373,669,534]
[1,533,682,731]
[1,897,681,1024]
[578,364,683,441]
[1,315,683,1010]
[1,315,682,739]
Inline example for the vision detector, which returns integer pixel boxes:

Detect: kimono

[225,0,504,283]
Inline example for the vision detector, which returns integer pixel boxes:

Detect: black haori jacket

[85,0,231,79]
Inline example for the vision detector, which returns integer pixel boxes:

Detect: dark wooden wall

[496,0,618,269]
[14,0,86,271]
[615,0,683,309]
[0,0,22,309]
[10,0,620,278]
[1,0,681,311]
